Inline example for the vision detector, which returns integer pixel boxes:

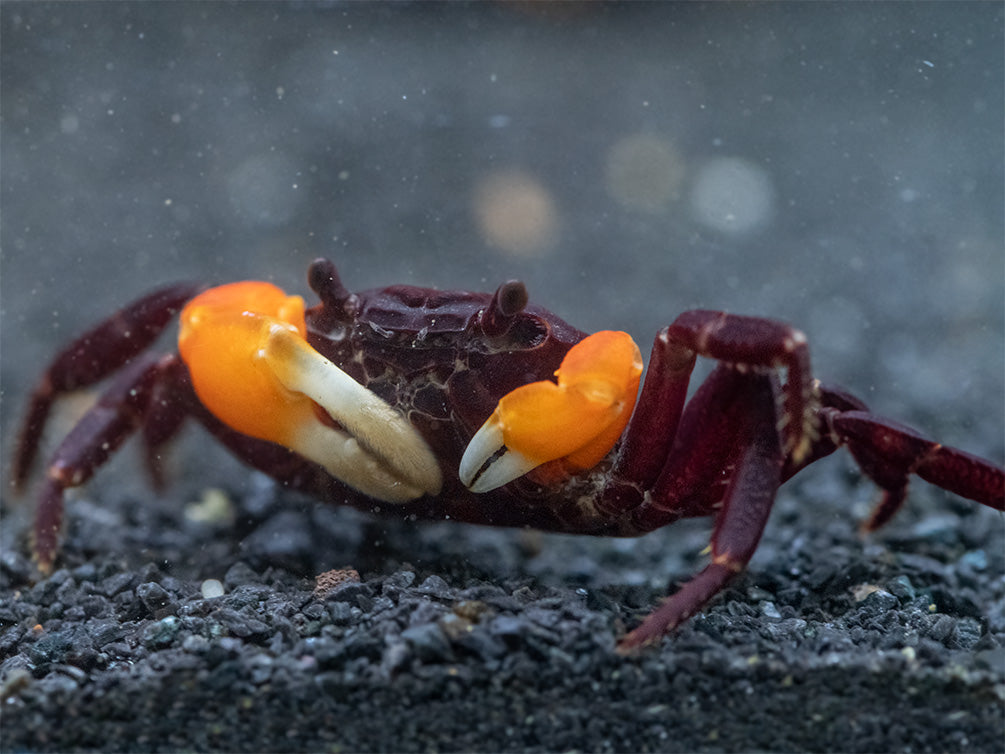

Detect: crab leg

[825,407,1005,525]
[779,384,1005,522]
[586,309,819,519]
[619,369,784,650]
[646,311,817,463]
[609,328,698,492]
[618,366,1004,648]
[140,359,195,489]
[12,282,203,491]
[179,282,442,503]
[31,354,173,571]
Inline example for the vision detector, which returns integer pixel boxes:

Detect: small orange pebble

[313,568,361,600]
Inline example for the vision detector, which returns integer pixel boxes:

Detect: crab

[11,257,1005,650]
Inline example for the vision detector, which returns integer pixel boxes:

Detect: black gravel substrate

[2,463,1003,752]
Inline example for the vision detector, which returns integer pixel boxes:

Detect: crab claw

[179,281,442,502]
[460,331,643,492]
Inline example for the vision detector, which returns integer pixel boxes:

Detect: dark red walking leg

[12,282,202,489]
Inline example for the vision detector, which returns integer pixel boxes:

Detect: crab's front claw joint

[460,331,643,492]
[179,282,442,502]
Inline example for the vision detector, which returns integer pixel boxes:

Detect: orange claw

[179,281,442,502]
[501,330,643,469]
[460,330,643,492]
[179,281,310,447]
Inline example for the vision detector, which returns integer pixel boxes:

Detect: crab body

[272,263,620,533]
[12,258,1004,650]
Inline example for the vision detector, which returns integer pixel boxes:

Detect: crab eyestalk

[179,281,442,502]
[460,330,643,492]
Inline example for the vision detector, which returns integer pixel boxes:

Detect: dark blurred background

[3,2,1002,493]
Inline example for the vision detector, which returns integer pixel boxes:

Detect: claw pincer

[460,331,643,492]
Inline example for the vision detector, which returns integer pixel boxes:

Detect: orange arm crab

[12,258,1005,650]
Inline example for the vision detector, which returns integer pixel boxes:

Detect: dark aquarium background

[3,3,1001,454]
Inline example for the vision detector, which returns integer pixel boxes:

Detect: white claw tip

[460,420,538,493]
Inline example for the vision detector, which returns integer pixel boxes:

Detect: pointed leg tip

[616,625,669,655]
[30,539,57,577]
[614,634,645,656]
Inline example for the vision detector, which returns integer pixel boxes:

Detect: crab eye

[481,280,529,337]
[506,314,549,349]
[459,330,643,492]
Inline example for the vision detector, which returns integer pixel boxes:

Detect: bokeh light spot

[690,156,775,235]
[226,153,301,227]
[473,169,557,256]
[605,134,684,212]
